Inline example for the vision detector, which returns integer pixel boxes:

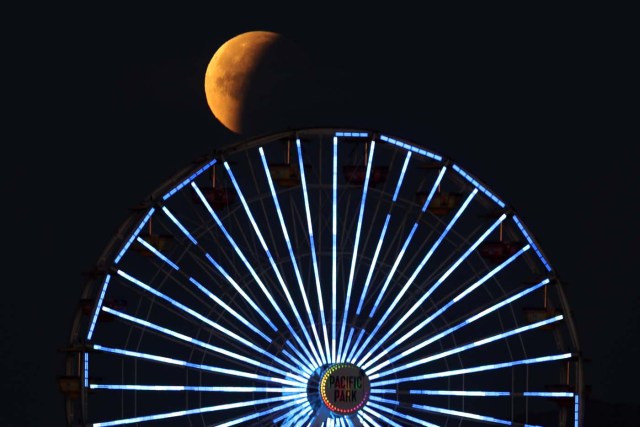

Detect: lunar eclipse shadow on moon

[204,31,323,137]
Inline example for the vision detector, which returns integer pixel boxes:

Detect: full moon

[204,31,311,135]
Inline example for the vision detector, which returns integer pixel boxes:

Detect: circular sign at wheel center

[319,363,370,414]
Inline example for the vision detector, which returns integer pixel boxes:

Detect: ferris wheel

[60,128,584,426]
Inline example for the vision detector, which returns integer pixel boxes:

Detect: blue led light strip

[332,136,338,362]
[274,401,311,425]
[205,253,277,332]
[366,399,439,427]
[338,140,376,362]
[92,390,305,427]
[371,352,572,387]
[284,341,314,377]
[135,237,179,270]
[216,396,308,427]
[346,328,366,363]
[90,384,306,393]
[410,389,510,396]
[574,394,580,427]
[452,164,505,208]
[411,402,512,425]
[335,131,368,137]
[356,154,416,316]
[280,405,311,427]
[362,405,404,427]
[224,161,323,368]
[192,182,315,371]
[379,134,442,161]
[296,139,331,362]
[367,166,447,319]
[513,214,552,271]
[93,344,306,387]
[161,158,217,201]
[259,148,326,365]
[359,410,383,427]
[370,388,397,394]
[86,274,111,340]
[84,353,89,388]
[370,315,563,379]
[363,241,529,371]
[409,389,573,398]
[392,152,412,202]
[114,207,154,264]
[367,278,549,374]
[340,327,355,364]
[162,206,197,245]
[187,277,271,342]
[288,407,312,427]
[114,270,309,377]
[350,189,479,364]
[356,213,390,316]
[355,211,504,367]
[420,166,448,212]
[368,222,418,318]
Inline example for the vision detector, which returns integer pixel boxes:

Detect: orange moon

[204,31,311,135]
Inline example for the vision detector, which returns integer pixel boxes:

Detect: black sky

[3,3,637,425]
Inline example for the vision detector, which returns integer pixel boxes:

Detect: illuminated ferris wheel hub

[315,363,370,415]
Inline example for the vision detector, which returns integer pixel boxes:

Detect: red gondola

[133,233,173,257]
[268,163,301,187]
[523,306,562,330]
[80,298,128,322]
[478,240,525,263]
[342,165,388,186]
[192,186,235,211]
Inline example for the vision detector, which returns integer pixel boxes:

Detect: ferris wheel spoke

[189,276,272,340]
[160,205,279,333]
[358,411,382,427]
[114,269,309,376]
[350,186,478,364]
[338,139,376,362]
[368,278,551,375]
[92,344,306,387]
[410,402,515,426]
[369,313,564,380]
[364,400,438,427]
[224,160,324,368]
[99,305,308,381]
[90,384,306,393]
[370,352,573,387]
[203,254,278,331]
[214,395,308,427]
[277,401,312,426]
[259,147,327,365]
[362,406,403,427]
[339,327,356,363]
[192,181,319,369]
[354,211,505,367]
[332,136,339,362]
[368,164,447,320]
[283,341,315,376]
[362,242,530,371]
[93,392,306,427]
[296,138,332,363]
[129,216,274,342]
[345,328,366,364]
[192,182,289,325]
[355,151,412,317]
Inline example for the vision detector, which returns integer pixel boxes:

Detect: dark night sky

[3,4,637,426]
